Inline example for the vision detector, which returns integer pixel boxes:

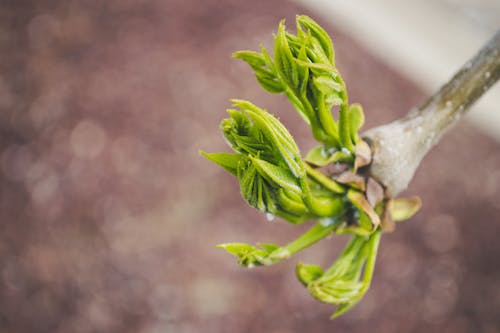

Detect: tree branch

[364,30,500,196]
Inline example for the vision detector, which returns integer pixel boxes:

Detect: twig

[364,30,500,196]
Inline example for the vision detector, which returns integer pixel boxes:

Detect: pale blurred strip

[293,0,500,141]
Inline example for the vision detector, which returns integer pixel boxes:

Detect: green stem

[361,230,381,287]
[305,163,346,194]
[270,221,339,260]
[365,31,500,196]
[285,222,336,253]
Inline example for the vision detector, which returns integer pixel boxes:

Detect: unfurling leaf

[305,146,352,167]
[206,100,314,222]
[298,231,382,317]
[219,222,339,267]
[217,243,272,267]
[231,99,305,177]
[232,16,358,149]
[232,50,266,70]
[199,151,244,176]
[250,157,301,193]
[297,263,324,286]
[349,103,365,144]
[275,20,299,88]
[296,15,334,62]
[313,76,343,96]
[233,51,284,94]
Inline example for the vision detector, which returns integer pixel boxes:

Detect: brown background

[1,1,499,332]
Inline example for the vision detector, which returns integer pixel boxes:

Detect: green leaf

[233,50,284,94]
[338,104,353,152]
[325,95,344,106]
[316,94,339,139]
[217,243,269,267]
[304,146,330,167]
[232,50,266,70]
[358,211,374,233]
[294,59,334,73]
[331,302,358,319]
[309,280,363,304]
[331,231,381,317]
[296,15,334,63]
[250,157,301,193]
[348,103,365,144]
[217,243,255,257]
[304,163,346,194]
[238,163,267,211]
[296,37,310,95]
[304,146,353,167]
[255,73,284,93]
[297,231,382,317]
[200,151,244,175]
[274,20,299,88]
[276,188,310,216]
[311,193,347,217]
[258,242,280,252]
[322,234,367,279]
[233,99,305,177]
[296,263,324,286]
[313,76,343,95]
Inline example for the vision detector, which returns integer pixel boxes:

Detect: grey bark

[364,30,500,197]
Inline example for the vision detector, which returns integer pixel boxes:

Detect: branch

[364,30,500,196]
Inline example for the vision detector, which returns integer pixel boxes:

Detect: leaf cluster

[201,15,422,318]
[233,16,363,151]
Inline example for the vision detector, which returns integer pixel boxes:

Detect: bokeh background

[1,1,500,332]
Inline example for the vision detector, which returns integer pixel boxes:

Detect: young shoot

[202,15,424,318]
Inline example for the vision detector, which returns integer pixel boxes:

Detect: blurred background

[0,1,499,332]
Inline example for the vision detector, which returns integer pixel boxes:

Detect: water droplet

[247,263,255,269]
[485,71,491,79]
[341,147,351,155]
[272,248,290,259]
[327,147,337,155]
[266,213,275,221]
[319,217,337,227]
